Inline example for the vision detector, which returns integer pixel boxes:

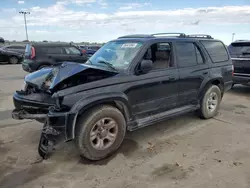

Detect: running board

[128,105,199,131]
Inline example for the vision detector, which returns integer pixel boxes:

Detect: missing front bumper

[12,109,47,120]
[38,122,61,159]
[12,108,77,159]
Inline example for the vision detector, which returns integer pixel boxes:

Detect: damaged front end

[12,62,118,159]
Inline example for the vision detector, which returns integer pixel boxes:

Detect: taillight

[82,49,86,54]
[232,65,234,76]
[31,47,36,59]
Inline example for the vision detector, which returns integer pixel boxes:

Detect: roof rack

[118,34,154,39]
[151,33,186,37]
[186,34,213,39]
[117,33,214,39]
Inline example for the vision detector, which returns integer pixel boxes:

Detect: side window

[42,47,64,54]
[6,46,14,49]
[195,45,204,64]
[16,46,25,49]
[143,42,173,70]
[201,41,229,63]
[64,47,81,55]
[175,42,197,67]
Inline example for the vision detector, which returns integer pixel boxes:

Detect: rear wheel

[75,105,126,160]
[9,56,19,64]
[198,85,221,119]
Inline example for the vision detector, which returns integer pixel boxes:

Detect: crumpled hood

[25,62,117,91]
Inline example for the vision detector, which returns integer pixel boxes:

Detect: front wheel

[198,85,222,119]
[75,105,126,161]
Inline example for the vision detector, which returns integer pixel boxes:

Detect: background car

[0,45,25,64]
[0,37,4,43]
[79,45,101,57]
[228,40,250,87]
[22,42,89,72]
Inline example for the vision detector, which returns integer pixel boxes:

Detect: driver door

[126,42,179,119]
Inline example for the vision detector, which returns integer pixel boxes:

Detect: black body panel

[12,34,233,159]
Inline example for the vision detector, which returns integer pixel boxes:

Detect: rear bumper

[233,75,250,85]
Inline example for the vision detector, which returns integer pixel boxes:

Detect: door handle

[203,71,208,75]
[169,77,176,81]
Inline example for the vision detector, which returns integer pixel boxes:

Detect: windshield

[86,41,143,71]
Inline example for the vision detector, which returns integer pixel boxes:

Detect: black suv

[0,45,25,64]
[228,40,250,86]
[12,33,233,161]
[22,43,88,72]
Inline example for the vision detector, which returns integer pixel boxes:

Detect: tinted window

[64,47,81,55]
[201,41,229,63]
[15,46,25,49]
[176,42,197,67]
[41,47,64,54]
[195,46,204,64]
[6,46,14,49]
[9,46,24,49]
[228,42,250,57]
[88,46,100,50]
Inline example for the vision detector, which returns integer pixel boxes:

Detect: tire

[9,56,19,64]
[198,85,222,119]
[75,105,126,161]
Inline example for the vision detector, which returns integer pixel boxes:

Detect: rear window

[228,42,250,55]
[201,41,229,63]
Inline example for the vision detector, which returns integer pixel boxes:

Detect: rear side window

[201,41,229,63]
[41,47,64,54]
[175,42,204,67]
[11,46,25,49]
[64,47,81,55]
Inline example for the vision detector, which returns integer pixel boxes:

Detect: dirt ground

[1,65,250,188]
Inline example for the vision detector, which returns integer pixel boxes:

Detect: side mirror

[140,60,153,74]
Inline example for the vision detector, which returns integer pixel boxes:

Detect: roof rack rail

[186,34,213,39]
[118,34,154,39]
[151,33,186,37]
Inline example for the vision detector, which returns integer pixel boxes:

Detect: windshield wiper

[98,60,118,72]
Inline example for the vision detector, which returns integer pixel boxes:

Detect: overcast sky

[0,0,250,44]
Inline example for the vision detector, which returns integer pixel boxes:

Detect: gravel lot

[1,65,250,188]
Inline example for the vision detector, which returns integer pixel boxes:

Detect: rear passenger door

[174,41,209,106]
[41,47,69,63]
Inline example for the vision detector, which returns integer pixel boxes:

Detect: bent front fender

[64,92,133,140]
